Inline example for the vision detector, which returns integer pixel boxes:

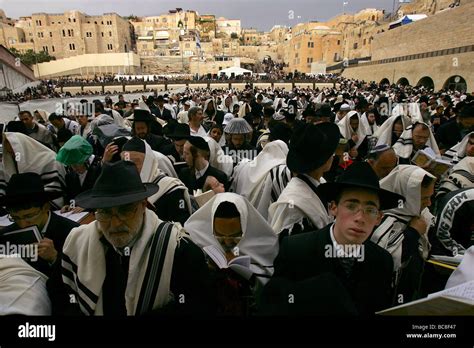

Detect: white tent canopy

[218,66,253,78]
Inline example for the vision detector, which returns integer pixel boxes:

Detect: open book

[0,226,42,245]
[53,210,89,223]
[377,280,474,315]
[193,189,215,207]
[411,147,452,177]
[203,244,253,280]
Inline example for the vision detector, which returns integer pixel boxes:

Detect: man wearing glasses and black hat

[260,162,404,315]
[48,161,213,316]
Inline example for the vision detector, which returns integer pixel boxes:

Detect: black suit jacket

[145,133,170,153]
[1,212,79,277]
[179,164,228,193]
[155,107,173,122]
[64,162,102,202]
[435,120,464,150]
[259,225,394,316]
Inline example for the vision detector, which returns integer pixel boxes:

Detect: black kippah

[122,136,146,154]
[187,136,210,152]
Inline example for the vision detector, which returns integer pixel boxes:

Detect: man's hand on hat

[409,216,428,236]
[102,142,119,164]
[37,238,58,263]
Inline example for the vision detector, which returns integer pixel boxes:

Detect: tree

[230,32,238,39]
[9,48,55,67]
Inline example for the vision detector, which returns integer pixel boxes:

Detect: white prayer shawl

[75,122,92,139]
[337,111,367,148]
[371,165,435,272]
[445,246,474,289]
[392,123,440,159]
[443,131,474,164]
[34,109,50,124]
[373,115,411,147]
[105,108,126,128]
[437,157,474,197]
[231,140,288,219]
[360,112,378,136]
[0,256,51,315]
[238,103,252,118]
[140,140,191,214]
[205,136,234,178]
[392,103,424,124]
[184,193,279,282]
[0,132,66,205]
[203,98,217,122]
[61,210,184,315]
[268,176,332,235]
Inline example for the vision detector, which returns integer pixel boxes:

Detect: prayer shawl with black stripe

[268,176,332,235]
[0,132,66,208]
[61,209,185,315]
[392,123,440,159]
[443,131,474,164]
[371,165,434,280]
[437,157,474,198]
[231,140,290,220]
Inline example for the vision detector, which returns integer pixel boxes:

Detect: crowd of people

[0,76,473,317]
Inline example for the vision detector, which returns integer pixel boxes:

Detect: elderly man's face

[97,201,146,248]
[369,150,398,179]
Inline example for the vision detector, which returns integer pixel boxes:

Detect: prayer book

[193,189,215,207]
[411,147,453,177]
[0,226,42,245]
[377,280,474,315]
[53,210,89,223]
[203,244,253,280]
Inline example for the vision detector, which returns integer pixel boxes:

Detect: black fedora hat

[0,173,63,207]
[315,104,334,119]
[167,123,191,140]
[287,122,340,174]
[129,109,155,122]
[75,160,159,209]
[316,162,404,210]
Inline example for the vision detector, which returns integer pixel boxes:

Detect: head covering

[1,132,66,197]
[392,122,440,159]
[222,113,234,126]
[340,104,351,112]
[379,165,434,216]
[437,157,474,198]
[337,111,367,148]
[187,136,210,152]
[287,122,340,174]
[75,160,159,209]
[360,112,379,136]
[34,109,50,124]
[184,193,279,280]
[0,172,63,207]
[317,162,405,210]
[272,111,286,121]
[129,109,155,122]
[56,135,93,166]
[444,131,474,164]
[122,136,146,154]
[373,115,411,147]
[224,118,252,134]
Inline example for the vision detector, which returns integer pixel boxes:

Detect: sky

[0,0,397,31]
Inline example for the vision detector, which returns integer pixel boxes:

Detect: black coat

[179,164,228,193]
[259,225,394,316]
[154,107,173,122]
[435,120,465,150]
[64,162,102,202]
[152,188,191,225]
[145,133,170,153]
[1,212,79,277]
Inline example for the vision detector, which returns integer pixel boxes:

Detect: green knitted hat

[56,135,93,166]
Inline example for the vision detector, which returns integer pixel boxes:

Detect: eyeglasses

[8,209,43,222]
[341,201,380,219]
[95,203,140,222]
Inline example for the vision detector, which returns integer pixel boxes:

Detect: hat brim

[0,191,63,207]
[317,182,404,211]
[287,123,341,174]
[75,183,159,209]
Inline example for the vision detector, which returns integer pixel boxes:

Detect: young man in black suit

[260,162,404,316]
[0,173,79,277]
[178,136,228,194]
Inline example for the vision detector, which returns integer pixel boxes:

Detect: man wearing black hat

[260,162,404,315]
[154,95,173,121]
[179,136,228,194]
[436,104,474,152]
[0,173,79,277]
[48,161,213,315]
[130,109,169,153]
[268,123,341,238]
[161,123,191,171]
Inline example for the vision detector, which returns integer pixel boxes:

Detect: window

[62,29,66,37]
[50,32,53,37]
[69,43,76,50]
[43,46,48,53]
[363,39,366,45]
[35,20,42,26]
[101,32,104,37]
[68,18,71,22]
[109,31,112,37]
[353,42,358,49]
[107,43,113,50]
[52,45,55,52]
[337,40,341,45]
[73,18,76,22]
[307,42,314,48]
